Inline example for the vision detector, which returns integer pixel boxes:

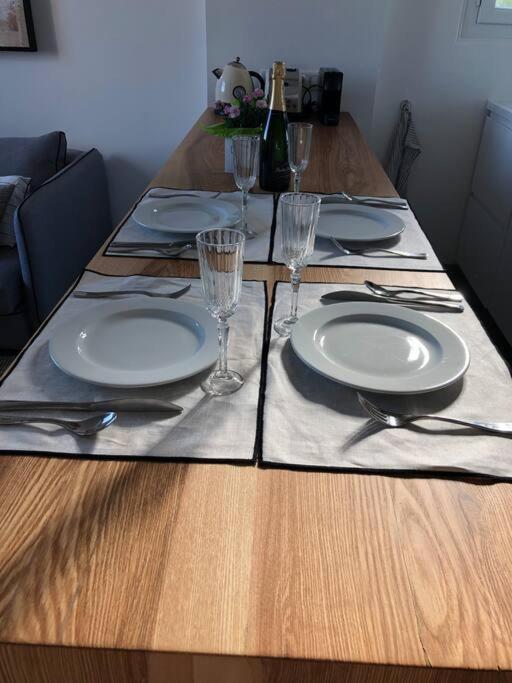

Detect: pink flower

[228,106,240,118]
[243,94,253,103]
[255,99,268,109]
[223,104,231,115]
[253,88,264,98]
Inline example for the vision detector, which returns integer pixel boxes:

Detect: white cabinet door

[472,112,512,227]
[458,196,507,311]
[488,217,512,346]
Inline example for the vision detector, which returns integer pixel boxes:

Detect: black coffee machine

[319,68,343,126]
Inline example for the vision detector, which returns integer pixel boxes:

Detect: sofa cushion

[0,132,67,190]
[0,246,23,314]
[0,176,31,247]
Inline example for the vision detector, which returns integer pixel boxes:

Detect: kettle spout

[212,68,223,80]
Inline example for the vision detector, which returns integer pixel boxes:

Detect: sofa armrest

[14,148,112,324]
[66,148,85,165]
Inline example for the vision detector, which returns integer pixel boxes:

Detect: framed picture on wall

[0,0,37,51]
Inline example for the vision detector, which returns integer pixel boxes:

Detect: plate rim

[132,196,241,234]
[290,302,470,395]
[316,203,405,243]
[49,298,218,388]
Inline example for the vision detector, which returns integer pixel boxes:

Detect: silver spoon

[365,280,463,303]
[0,412,117,437]
[340,192,409,210]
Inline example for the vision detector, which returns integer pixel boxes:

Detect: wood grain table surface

[1,110,511,682]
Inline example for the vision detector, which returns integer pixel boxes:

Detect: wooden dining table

[1,109,511,682]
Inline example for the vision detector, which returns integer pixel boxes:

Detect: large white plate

[49,299,217,388]
[133,197,241,235]
[316,203,405,243]
[291,302,470,394]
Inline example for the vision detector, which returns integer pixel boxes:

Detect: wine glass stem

[289,270,301,321]
[294,173,301,193]
[241,190,248,233]
[217,318,230,377]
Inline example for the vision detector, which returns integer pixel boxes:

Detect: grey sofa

[0,133,112,351]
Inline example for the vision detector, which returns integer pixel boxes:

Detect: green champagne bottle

[259,61,291,192]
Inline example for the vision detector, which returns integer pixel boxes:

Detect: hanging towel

[385,100,422,198]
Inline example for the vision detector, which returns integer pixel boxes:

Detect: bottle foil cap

[271,61,286,79]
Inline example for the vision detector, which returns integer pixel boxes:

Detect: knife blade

[109,240,192,249]
[321,290,464,312]
[0,398,183,413]
[321,197,408,210]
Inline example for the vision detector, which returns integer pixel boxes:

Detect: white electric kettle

[212,57,265,104]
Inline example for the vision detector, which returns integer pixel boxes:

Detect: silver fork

[331,237,427,260]
[358,394,512,437]
[73,283,191,300]
[0,412,117,436]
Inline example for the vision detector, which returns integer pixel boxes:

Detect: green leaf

[202,123,262,138]
[203,122,227,132]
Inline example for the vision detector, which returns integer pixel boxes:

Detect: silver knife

[109,240,192,249]
[147,191,199,199]
[0,398,183,413]
[321,197,408,210]
[73,283,191,299]
[321,290,464,312]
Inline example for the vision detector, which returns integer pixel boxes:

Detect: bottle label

[274,162,290,181]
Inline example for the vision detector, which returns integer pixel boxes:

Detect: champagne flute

[274,193,321,338]
[231,134,259,240]
[196,228,246,395]
[288,123,313,192]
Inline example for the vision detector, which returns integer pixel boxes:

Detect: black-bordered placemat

[259,280,512,480]
[269,193,445,273]
[103,187,277,265]
[0,269,267,464]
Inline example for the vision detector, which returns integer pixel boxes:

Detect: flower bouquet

[205,88,268,138]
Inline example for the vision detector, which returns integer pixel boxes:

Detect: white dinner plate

[316,203,405,243]
[291,302,470,394]
[133,197,241,235]
[49,299,217,388]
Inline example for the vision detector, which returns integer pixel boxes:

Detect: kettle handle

[249,71,265,91]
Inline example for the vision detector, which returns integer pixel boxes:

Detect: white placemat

[107,188,274,263]
[272,196,443,271]
[0,271,266,461]
[262,281,512,479]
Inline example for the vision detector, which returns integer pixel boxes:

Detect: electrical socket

[302,70,320,87]
[302,70,321,111]
[260,67,322,112]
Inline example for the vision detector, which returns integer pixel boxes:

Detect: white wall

[373,0,512,262]
[0,0,207,223]
[2,0,510,262]
[207,0,512,263]
[205,0,389,138]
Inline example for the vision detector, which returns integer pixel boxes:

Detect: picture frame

[0,0,37,51]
